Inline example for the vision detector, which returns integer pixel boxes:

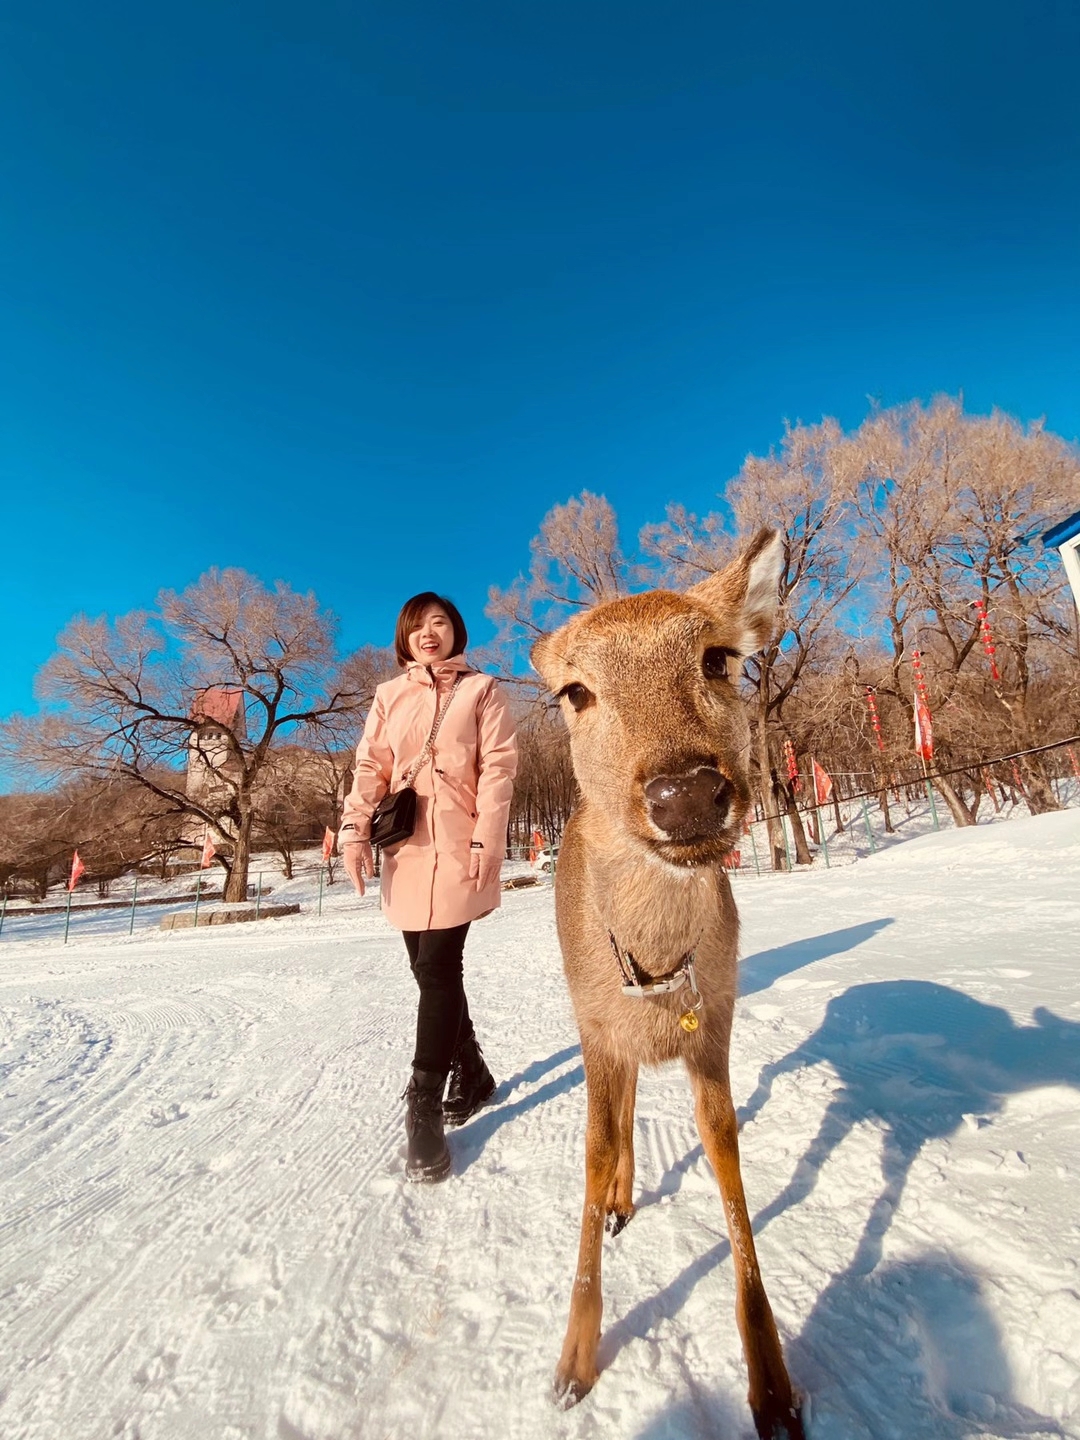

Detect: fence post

[924,778,940,831]
[0,892,7,937]
[193,871,203,928]
[748,823,761,876]
[318,864,324,917]
[860,794,877,853]
[255,872,263,920]
[128,873,139,936]
[781,812,793,872]
[63,886,73,945]
[817,807,830,867]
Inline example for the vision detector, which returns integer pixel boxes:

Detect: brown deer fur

[532,528,805,1440]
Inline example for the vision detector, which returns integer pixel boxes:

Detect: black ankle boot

[443,1035,496,1128]
[404,1068,451,1183]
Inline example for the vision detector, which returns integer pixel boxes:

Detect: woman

[339,593,518,1183]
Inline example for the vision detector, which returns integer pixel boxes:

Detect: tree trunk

[878,784,894,834]
[966,777,982,822]
[934,774,975,827]
[755,712,787,869]
[780,781,813,865]
[832,787,845,834]
[981,769,1001,813]
[1020,756,1063,814]
[224,810,253,902]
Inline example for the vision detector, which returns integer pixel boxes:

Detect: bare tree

[487,492,628,656]
[2,570,369,901]
[851,398,1080,817]
[508,701,577,851]
[642,419,861,867]
[0,775,170,899]
[486,403,1080,866]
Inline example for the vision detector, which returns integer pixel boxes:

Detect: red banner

[528,829,545,863]
[812,759,833,806]
[914,694,934,762]
[865,687,886,753]
[783,737,800,791]
[973,599,1001,682]
[68,850,85,892]
[322,827,335,862]
[200,831,216,869]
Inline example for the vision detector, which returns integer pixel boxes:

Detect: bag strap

[399,674,462,790]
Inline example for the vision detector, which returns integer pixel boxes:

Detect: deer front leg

[605,1061,638,1235]
[554,1050,630,1407]
[691,1068,806,1440]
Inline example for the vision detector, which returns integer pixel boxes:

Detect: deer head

[532,528,783,869]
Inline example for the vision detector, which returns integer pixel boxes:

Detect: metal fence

[3,738,1077,944]
[724,734,1080,877]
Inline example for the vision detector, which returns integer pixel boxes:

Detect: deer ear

[686,528,783,656]
[531,631,566,692]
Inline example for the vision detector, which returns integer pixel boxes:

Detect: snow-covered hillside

[2,812,1079,1440]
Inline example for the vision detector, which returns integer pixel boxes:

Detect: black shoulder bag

[369,676,461,850]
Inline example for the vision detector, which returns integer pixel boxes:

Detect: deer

[531,528,806,1440]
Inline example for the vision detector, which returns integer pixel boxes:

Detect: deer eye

[559,682,593,712]
[702,647,737,682]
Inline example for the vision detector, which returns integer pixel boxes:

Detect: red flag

[68,850,85,892]
[528,829,545,863]
[913,694,934,762]
[200,831,216,869]
[812,760,833,806]
[322,826,335,862]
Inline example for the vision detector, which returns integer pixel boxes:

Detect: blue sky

[2,1,1079,740]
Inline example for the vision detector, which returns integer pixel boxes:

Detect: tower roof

[192,687,246,729]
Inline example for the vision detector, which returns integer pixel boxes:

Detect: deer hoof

[552,1371,595,1410]
[752,1399,806,1440]
[605,1208,633,1236]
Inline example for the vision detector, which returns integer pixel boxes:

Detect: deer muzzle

[643,766,734,843]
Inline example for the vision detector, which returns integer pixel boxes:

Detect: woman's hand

[342,840,375,896]
[469,846,502,891]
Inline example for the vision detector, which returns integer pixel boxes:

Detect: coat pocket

[433,767,478,847]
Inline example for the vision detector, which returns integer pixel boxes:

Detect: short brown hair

[394,592,469,667]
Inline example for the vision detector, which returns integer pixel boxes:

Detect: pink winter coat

[340,657,518,931]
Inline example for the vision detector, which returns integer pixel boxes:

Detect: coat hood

[404,654,472,685]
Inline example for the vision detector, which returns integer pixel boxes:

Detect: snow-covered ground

[2,812,1079,1440]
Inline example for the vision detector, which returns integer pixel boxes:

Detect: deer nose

[644,767,733,840]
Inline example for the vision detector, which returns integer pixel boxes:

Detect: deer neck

[577,805,719,969]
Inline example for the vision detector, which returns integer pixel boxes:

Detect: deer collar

[607,930,703,1006]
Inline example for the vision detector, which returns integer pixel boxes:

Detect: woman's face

[408,604,457,664]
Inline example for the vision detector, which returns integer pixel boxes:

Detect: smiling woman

[394,593,469,668]
[338,591,518,1183]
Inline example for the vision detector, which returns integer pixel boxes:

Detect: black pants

[402,923,475,1077]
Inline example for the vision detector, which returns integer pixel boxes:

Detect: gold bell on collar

[679,1010,700,1033]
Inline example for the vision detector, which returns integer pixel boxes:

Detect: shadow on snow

[738,918,895,998]
[625,980,1080,1436]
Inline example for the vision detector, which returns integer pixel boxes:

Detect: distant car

[532,847,553,873]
